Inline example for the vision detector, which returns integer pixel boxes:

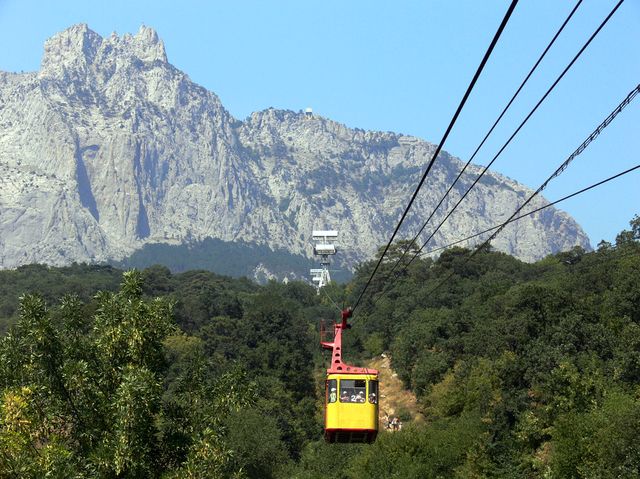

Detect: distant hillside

[113,237,352,283]
[0,24,590,274]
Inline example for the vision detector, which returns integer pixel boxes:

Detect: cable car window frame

[339,379,367,403]
[368,379,378,404]
[327,379,337,403]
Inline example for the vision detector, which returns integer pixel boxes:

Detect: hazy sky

[0,0,638,247]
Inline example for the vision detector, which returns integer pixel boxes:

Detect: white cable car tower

[310,230,338,293]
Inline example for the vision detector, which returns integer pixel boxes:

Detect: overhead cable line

[367,0,625,308]
[424,81,639,296]
[419,163,640,257]
[374,0,625,306]
[321,287,343,312]
[367,162,640,308]
[372,223,640,310]
[465,82,639,259]
[381,0,583,285]
[351,0,520,314]
[412,0,623,258]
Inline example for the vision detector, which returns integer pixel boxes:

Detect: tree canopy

[0,215,639,477]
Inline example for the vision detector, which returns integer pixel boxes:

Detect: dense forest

[112,237,353,283]
[0,216,638,478]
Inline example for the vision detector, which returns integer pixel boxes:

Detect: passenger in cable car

[329,388,337,403]
[369,392,377,404]
[341,390,349,402]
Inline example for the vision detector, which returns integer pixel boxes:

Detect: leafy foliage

[335,216,640,477]
[0,259,337,477]
[0,215,639,477]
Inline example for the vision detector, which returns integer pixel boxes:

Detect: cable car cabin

[321,309,379,443]
[325,373,378,443]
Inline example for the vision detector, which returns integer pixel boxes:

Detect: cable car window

[339,379,366,403]
[327,379,337,403]
[368,380,378,404]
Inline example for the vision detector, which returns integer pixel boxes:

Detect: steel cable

[367,0,625,307]
[351,0,520,314]
[379,0,583,284]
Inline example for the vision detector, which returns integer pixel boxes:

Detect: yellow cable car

[321,308,379,443]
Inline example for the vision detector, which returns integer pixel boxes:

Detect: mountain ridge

[0,24,590,277]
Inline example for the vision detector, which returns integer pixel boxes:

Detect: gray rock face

[0,24,590,271]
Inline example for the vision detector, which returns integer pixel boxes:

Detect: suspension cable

[321,287,343,312]
[367,0,625,306]
[366,162,640,308]
[381,0,583,286]
[413,0,624,261]
[419,163,640,258]
[351,0,520,314]
[424,81,639,296]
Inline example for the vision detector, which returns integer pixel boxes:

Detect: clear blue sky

[0,0,638,247]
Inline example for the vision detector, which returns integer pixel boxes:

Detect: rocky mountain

[0,24,590,277]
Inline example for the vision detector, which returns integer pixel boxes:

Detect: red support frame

[320,308,379,375]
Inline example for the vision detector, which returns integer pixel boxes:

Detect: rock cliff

[0,25,590,274]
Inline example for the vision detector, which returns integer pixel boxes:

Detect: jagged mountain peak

[40,23,102,75]
[127,24,167,63]
[134,24,162,46]
[39,23,167,80]
[0,24,591,274]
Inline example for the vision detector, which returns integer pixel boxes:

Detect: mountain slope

[0,24,590,273]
